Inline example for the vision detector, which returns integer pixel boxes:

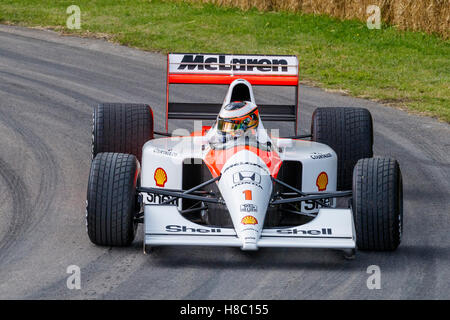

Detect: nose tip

[240,228,259,251]
[241,242,258,251]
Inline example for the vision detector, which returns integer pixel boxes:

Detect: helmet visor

[217,111,259,134]
[217,118,243,134]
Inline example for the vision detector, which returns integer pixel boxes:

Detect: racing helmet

[216,101,259,137]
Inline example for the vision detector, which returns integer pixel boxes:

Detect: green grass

[1,0,449,121]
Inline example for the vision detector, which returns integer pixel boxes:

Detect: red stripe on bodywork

[204,145,282,178]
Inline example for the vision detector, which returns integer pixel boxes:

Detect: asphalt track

[0,25,449,300]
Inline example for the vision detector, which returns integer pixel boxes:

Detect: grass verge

[0,0,448,122]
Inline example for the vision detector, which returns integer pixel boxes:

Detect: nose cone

[218,150,273,250]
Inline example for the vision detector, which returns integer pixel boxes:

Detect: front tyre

[87,152,139,246]
[352,158,403,251]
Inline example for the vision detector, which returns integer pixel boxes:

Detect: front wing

[144,205,356,250]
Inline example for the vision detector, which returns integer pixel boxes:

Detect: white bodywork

[141,80,356,251]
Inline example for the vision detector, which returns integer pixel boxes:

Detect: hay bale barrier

[200,0,449,39]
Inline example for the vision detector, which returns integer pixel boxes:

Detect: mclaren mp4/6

[86,53,403,258]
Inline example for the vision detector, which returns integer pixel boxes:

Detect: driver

[216,101,259,139]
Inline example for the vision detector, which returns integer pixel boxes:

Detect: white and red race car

[86,53,403,258]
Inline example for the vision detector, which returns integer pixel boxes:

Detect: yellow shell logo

[241,215,258,225]
[154,167,167,187]
[316,171,328,191]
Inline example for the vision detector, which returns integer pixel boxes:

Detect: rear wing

[165,53,299,133]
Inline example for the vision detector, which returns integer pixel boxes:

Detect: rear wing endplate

[166,53,299,133]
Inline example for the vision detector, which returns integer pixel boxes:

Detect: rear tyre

[87,152,139,246]
[311,107,373,190]
[352,158,403,251]
[92,103,154,163]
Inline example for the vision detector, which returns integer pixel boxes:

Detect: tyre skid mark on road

[0,73,93,120]
[0,158,30,262]
[0,70,98,110]
[0,109,58,262]
[0,68,136,110]
[0,46,155,102]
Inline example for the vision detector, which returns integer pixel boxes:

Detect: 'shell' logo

[241,215,258,225]
[154,168,167,187]
[316,172,328,191]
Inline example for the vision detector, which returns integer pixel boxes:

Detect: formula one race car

[86,53,403,258]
